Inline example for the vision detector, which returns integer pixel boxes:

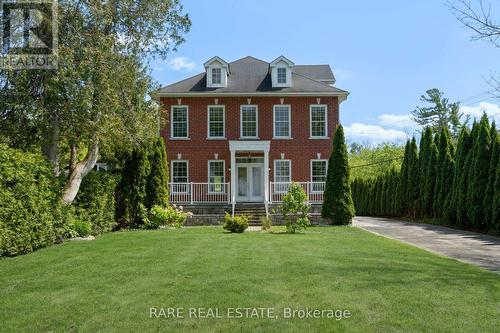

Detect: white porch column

[230,149,236,215]
[264,149,270,206]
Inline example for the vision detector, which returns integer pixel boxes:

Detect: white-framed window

[171,160,189,193]
[240,105,258,138]
[311,160,327,192]
[171,106,188,139]
[274,160,291,193]
[277,67,287,84]
[273,105,291,138]
[212,68,221,85]
[310,105,328,138]
[208,160,225,193]
[207,105,225,138]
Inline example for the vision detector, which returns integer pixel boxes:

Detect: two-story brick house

[154,56,348,217]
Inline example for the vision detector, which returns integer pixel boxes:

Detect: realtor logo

[0,0,58,69]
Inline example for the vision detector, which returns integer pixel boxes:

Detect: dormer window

[212,68,221,85]
[277,68,287,84]
[204,56,230,88]
[270,56,294,88]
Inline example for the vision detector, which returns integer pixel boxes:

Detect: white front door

[236,163,264,202]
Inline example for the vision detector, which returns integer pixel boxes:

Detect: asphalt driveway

[353,216,500,273]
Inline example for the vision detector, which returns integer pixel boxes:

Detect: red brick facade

[160,96,339,183]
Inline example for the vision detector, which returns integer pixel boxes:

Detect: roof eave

[154,91,349,98]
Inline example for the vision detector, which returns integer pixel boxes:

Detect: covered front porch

[168,141,325,214]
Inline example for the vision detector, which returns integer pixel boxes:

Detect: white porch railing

[269,182,325,203]
[169,183,231,203]
[169,182,325,204]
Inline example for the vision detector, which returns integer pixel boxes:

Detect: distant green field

[1,227,498,332]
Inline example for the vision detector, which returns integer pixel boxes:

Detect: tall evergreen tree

[467,115,491,229]
[407,138,419,217]
[146,137,169,208]
[412,88,468,137]
[457,122,478,227]
[447,127,471,223]
[322,125,355,224]
[492,152,500,232]
[484,123,499,227]
[422,134,438,217]
[115,138,170,228]
[418,127,432,217]
[397,140,411,215]
[434,127,455,217]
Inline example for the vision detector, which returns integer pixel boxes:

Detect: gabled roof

[203,56,230,73]
[154,56,348,98]
[270,55,294,67]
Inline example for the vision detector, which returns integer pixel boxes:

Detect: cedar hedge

[352,115,500,235]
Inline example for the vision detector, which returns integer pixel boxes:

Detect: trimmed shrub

[223,213,249,233]
[147,204,190,229]
[72,219,92,237]
[280,183,311,233]
[0,144,62,256]
[74,171,119,235]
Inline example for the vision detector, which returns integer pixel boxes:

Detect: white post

[230,150,236,216]
[264,149,269,216]
[307,182,310,202]
[190,183,194,204]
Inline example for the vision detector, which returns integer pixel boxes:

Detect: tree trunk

[42,117,60,175]
[61,142,99,204]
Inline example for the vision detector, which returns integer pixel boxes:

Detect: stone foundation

[181,203,332,226]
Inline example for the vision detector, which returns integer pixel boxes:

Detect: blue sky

[151,0,500,144]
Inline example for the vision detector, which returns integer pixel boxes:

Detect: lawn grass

[0,226,499,333]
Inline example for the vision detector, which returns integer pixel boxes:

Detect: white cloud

[166,57,197,71]
[378,114,416,128]
[344,123,408,143]
[460,102,500,122]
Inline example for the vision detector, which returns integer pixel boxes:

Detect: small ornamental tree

[322,125,355,225]
[281,183,311,233]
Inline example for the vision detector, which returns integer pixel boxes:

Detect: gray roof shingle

[155,56,348,96]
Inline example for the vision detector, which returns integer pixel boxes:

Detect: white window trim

[207,160,226,194]
[170,105,189,139]
[211,67,222,85]
[310,159,328,193]
[171,160,189,194]
[274,159,292,193]
[277,67,287,84]
[207,105,226,139]
[240,105,259,139]
[309,104,328,139]
[273,105,291,139]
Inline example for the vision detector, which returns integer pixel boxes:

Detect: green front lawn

[0,227,498,332]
